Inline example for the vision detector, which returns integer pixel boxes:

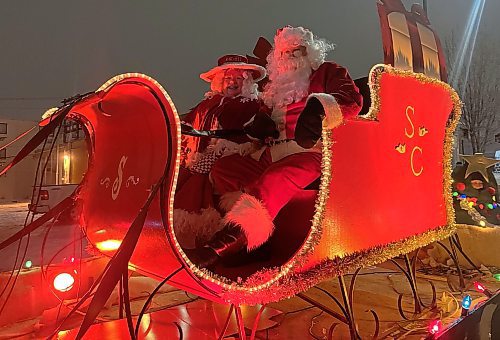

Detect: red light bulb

[429,320,442,335]
[474,281,493,297]
[474,281,485,292]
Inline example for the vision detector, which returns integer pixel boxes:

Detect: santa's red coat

[211,61,363,250]
[263,61,362,139]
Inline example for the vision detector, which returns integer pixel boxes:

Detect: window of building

[0,148,6,159]
[0,123,7,134]
[63,121,83,143]
[495,133,500,143]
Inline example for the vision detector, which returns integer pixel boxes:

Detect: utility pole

[423,0,428,14]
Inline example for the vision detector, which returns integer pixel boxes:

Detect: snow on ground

[0,201,30,234]
[0,201,90,272]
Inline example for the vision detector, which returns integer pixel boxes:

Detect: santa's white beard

[263,56,312,108]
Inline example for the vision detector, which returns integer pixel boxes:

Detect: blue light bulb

[462,295,471,309]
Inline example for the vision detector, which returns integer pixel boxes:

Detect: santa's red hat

[200,54,266,82]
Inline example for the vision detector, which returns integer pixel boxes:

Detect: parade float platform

[1,259,498,339]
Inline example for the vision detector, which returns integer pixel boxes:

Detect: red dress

[174,94,261,248]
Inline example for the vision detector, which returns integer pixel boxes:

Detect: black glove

[243,112,279,141]
[294,97,325,149]
[180,122,214,137]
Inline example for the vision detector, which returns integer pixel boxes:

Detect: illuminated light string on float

[458,199,495,228]
[428,319,442,336]
[452,168,499,227]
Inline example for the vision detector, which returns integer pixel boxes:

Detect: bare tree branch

[445,33,500,154]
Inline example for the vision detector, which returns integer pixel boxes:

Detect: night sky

[1,0,498,121]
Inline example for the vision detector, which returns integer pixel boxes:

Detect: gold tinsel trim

[222,224,457,305]
[458,199,497,228]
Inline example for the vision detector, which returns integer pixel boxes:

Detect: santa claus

[185,26,363,268]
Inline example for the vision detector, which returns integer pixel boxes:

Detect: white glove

[238,141,261,156]
[212,139,238,156]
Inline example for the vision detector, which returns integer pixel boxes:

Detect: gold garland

[221,224,457,305]
[458,199,497,228]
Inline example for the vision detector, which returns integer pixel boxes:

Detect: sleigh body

[60,64,460,305]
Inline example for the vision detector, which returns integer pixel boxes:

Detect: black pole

[423,0,428,13]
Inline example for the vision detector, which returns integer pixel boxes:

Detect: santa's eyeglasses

[280,46,306,58]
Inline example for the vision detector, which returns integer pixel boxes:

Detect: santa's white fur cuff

[223,193,274,251]
[307,93,343,129]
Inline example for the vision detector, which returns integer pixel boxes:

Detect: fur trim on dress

[223,193,274,251]
[173,207,222,249]
[219,191,243,212]
[307,93,343,129]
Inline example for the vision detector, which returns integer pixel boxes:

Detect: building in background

[0,118,38,202]
[0,118,88,203]
[34,119,88,186]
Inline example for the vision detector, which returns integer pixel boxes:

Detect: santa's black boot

[184,223,248,269]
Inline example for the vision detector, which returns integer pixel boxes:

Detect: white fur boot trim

[219,191,243,212]
[173,207,222,249]
[223,193,274,251]
[307,93,343,129]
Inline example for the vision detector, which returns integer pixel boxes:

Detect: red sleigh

[44,58,458,309]
[49,0,458,306]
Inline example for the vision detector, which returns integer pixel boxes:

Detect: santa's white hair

[263,26,335,108]
[205,70,259,100]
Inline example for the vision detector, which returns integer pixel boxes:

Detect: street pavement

[0,201,91,272]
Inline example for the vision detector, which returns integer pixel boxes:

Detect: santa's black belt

[265,139,294,147]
